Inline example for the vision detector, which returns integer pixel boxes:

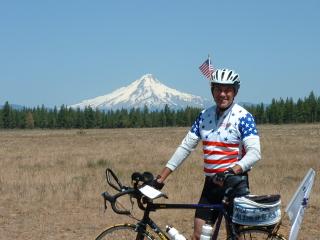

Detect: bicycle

[96,168,287,240]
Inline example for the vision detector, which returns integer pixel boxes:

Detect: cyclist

[153,68,261,240]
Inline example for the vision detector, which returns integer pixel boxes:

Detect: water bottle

[166,225,187,240]
[200,222,214,240]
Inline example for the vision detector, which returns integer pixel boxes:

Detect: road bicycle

[95,168,287,240]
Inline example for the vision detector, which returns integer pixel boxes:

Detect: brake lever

[101,192,108,212]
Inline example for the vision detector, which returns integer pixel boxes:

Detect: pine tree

[95,108,103,128]
[39,105,48,128]
[25,111,35,129]
[106,110,115,128]
[150,111,160,127]
[84,106,95,128]
[256,103,266,124]
[296,98,306,123]
[307,91,317,122]
[159,109,166,127]
[142,105,152,127]
[75,108,85,128]
[266,98,278,124]
[164,105,172,126]
[14,109,24,128]
[175,109,185,126]
[57,105,66,128]
[0,109,3,128]
[116,108,129,128]
[2,101,14,128]
[317,97,320,122]
[48,107,58,128]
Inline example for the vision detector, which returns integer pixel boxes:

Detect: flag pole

[208,54,213,81]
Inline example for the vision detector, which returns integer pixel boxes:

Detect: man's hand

[211,168,235,187]
[149,175,164,190]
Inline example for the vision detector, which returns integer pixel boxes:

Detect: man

[153,68,261,240]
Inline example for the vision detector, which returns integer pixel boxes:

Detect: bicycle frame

[134,200,238,240]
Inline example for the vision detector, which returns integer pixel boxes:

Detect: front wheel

[237,227,287,240]
[95,223,155,240]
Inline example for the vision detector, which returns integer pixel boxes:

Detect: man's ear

[235,85,240,96]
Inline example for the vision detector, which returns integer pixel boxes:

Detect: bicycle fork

[135,206,169,240]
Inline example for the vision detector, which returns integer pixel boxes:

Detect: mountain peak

[135,73,160,86]
[140,73,155,79]
[70,74,211,110]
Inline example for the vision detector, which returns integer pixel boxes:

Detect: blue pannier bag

[232,194,281,226]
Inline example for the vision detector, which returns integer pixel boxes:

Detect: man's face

[211,84,236,110]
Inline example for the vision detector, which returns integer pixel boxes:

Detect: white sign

[285,168,316,240]
[139,185,163,199]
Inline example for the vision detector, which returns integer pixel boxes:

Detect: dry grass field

[0,124,319,239]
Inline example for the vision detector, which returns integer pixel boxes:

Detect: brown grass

[0,125,319,239]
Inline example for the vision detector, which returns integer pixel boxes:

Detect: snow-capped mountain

[70,74,211,110]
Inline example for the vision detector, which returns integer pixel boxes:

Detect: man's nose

[219,90,227,96]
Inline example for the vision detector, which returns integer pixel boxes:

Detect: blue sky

[0,0,319,107]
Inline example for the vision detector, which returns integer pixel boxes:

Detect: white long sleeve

[165,131,200,171]
[236,136,261,172]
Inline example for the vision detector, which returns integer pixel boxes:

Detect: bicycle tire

[237,226,287,240]
[95,223,155,240]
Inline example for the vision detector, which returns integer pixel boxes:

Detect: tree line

[244,91,320,124]
[0,91,319,129]
[0,103,200,129]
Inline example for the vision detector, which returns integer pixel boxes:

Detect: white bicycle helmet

[211,68,240,93]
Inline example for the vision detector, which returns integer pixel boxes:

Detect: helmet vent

[215,71,219,79]
[233,75,239,81]
[221,71,225,80]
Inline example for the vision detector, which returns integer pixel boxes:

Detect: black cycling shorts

[194,174,249,223]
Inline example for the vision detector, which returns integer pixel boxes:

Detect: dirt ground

[0,125,319,239]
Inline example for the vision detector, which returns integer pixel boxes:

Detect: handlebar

[101,188,136,215]
[106,168,125,191]
[102,168,162,215]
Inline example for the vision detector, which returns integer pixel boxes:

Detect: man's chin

[217,102,232,110]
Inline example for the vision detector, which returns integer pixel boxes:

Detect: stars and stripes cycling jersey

[166,103,261,176]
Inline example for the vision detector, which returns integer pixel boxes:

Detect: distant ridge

[70,74,212,110]
[0,103,25,110]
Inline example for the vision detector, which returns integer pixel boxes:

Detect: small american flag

[199,58,214,79]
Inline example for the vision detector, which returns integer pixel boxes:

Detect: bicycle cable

[113,196,141,222]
